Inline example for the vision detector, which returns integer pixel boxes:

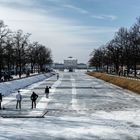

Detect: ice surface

[0,71,140,140]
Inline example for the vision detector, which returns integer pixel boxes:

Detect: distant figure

[30,92,38,109]
[16,91,22,109]
[0,93,3,110]
[45,86,50,98]
[57,73,59,80]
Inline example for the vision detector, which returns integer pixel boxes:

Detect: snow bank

[0,73,52,96]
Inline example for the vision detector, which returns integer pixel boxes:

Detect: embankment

[0,73,53,96]
[87,72,140,94]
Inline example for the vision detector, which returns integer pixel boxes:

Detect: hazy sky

[0,0,140,63]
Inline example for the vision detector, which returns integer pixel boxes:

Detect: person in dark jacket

[57,73,59,80]
[0,93,2,110]
[45,86,49,98]
[30,92,38,109]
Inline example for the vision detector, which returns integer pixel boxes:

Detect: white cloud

[0,3,117,63]
[63,4,89,14]
[62,4,117,21]
[0,0,34,6]
[91,15,117,20]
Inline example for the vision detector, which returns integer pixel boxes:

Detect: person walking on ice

[16,91,22,109]
[45,86,50,98]
[57,73,59,80]
[0,93,3,110]
[30,91,38,109]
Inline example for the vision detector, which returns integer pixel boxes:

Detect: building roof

[64,56,77,61]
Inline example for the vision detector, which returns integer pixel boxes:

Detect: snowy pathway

[0,73,57,118]
[0,71,140,139]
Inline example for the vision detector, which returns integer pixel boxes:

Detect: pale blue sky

[0,0,139,63]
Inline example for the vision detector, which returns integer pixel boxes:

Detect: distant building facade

[52,57,87,71]
[64,57,77,71]
[77,63,87,69]
[52,63,64,70]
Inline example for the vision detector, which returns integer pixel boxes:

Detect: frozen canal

[0,71,140,140]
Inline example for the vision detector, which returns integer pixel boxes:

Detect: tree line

[89,17,140,77]
[0,20,53,80]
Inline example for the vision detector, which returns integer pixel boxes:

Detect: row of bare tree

[89,17,140,77]
[0,20,53,80]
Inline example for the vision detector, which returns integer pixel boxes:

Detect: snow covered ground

[0,71,140,140]
[0,73,52,96]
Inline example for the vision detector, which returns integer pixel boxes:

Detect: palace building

[64,57,77,72]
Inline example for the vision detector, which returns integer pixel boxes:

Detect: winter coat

[16,93,22,101]
[45,87,49,93]
[31,92,38,101]
[0,93,2,101]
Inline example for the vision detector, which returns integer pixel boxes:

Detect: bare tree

[0,20,11,79]
[89,47,104,71]
[3,34,15,76]
[89,17,140,77]
[35,44,52,72]
[129,21,140,77]
[26,42,38,73]
[13,30,31,78]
